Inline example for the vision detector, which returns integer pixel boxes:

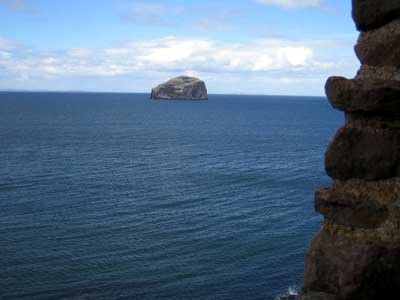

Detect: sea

[0,92,343,300]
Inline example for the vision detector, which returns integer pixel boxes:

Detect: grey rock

[150,76,208,100]
[355,19,400,66]
[315,187,389,229]
[352,0,400,31]
[325,76,400,114]
[325,124,400,180]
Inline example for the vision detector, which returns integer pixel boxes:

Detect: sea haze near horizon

[0,92,342,300]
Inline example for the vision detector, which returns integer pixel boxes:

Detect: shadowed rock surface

[304,225,400,300]
[302,1,400,299]
[150,76,208,100]
[352,0,400,31]
[325,123,400,180]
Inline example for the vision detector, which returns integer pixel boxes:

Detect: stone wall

[302,1,400,299]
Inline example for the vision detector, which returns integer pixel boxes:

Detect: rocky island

[150,76,208,100]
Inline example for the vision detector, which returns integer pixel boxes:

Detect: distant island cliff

[150,76,208,100]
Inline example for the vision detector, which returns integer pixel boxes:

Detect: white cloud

[0,37,319,78]
[0,36,358,94]
[255,0,322,9]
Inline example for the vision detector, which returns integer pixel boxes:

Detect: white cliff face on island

[150,76,208,100]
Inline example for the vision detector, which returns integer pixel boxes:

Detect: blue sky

[0,0,359,95]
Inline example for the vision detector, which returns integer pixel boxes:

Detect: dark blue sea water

[0,92,342,300]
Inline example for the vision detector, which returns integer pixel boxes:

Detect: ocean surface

[0,92,342,300]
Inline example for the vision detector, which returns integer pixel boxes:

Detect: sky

[0,0,360,95]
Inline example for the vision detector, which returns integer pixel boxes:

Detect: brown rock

[315,187,389,229]
[304,1,400,299]
[299,291,340,300]
[304,226,400,300]
[345,112,400,130]
[352,0,400,31]
[325,76,400,114]
[331,178,400,207]
[356,65,400,81]
[355,20,400,66]
[325,124,400,180]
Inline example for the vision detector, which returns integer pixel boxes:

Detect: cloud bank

[0,37,331,77]
[0,36,357,94]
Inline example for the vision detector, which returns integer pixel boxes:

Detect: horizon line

[0,89,326,98]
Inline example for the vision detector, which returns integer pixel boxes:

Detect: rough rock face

[302,1,400,299]
[150,76,208,100]
[326,77,400,113]
[355,19,400,67]
[325,123,400,180]
[352,0,400,31]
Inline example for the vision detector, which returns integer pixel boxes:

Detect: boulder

[150,76,208,100]
[315,187,389,229]
[352,0,400,31]
[355,65,400,81]
[329,178,400,207]
[304,227,400,300]
[325,76,400,114]
[355,20,400,66]
[325,124,400,180]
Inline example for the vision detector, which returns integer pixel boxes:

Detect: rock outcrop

[352,0,400,31]
[150,76,208,100]
[302,1,400,299]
